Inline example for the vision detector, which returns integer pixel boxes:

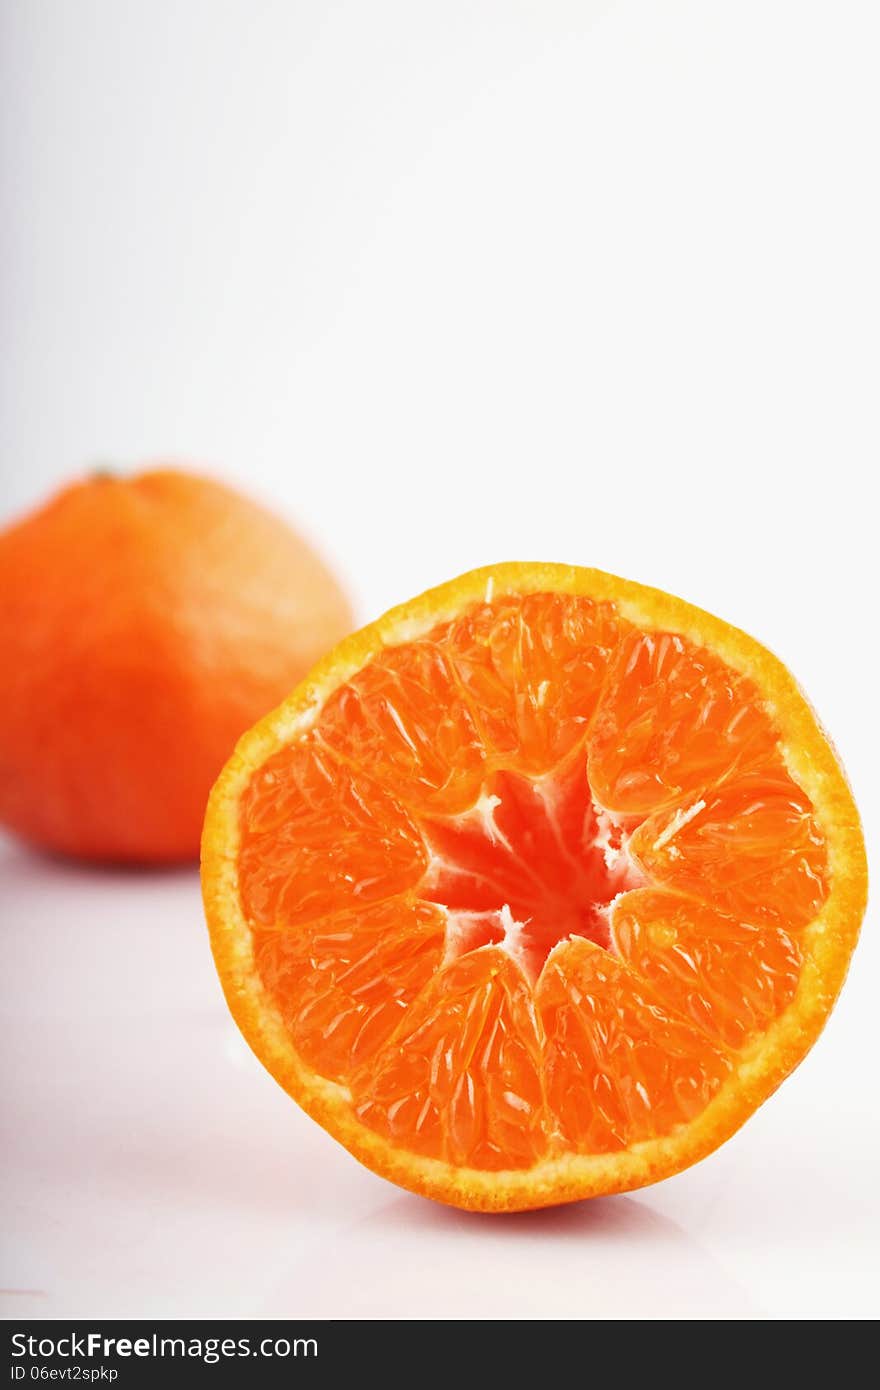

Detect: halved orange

[201,564,866,1211]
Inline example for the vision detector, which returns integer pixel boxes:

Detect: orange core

[420,759,640,982]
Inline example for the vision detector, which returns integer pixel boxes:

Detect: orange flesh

[242,593,829,1170]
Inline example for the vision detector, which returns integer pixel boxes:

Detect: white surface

[1,0,878,1321]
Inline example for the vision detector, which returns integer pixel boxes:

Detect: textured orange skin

[202,563,867,1212]
[0,469,352,863]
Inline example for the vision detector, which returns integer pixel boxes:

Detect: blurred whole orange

[0,468,352,863]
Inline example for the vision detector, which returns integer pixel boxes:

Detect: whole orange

[0,469,352,863]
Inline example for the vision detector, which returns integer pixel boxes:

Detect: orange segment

[588,628,779,814]
[353,948,546,1171]
[317,638,485,815]
[611,890,802,1051]
[253,900,445,1083]
[202,563,866,1212]
[629,764,828,928]
[238,735,426,927]
[537,938,731,1153]
[443,592,627,773]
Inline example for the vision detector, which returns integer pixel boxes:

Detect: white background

[1,0,878,1320]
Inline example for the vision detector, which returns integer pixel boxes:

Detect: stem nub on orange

[201,564,866,1211]
[0,469,351,863]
